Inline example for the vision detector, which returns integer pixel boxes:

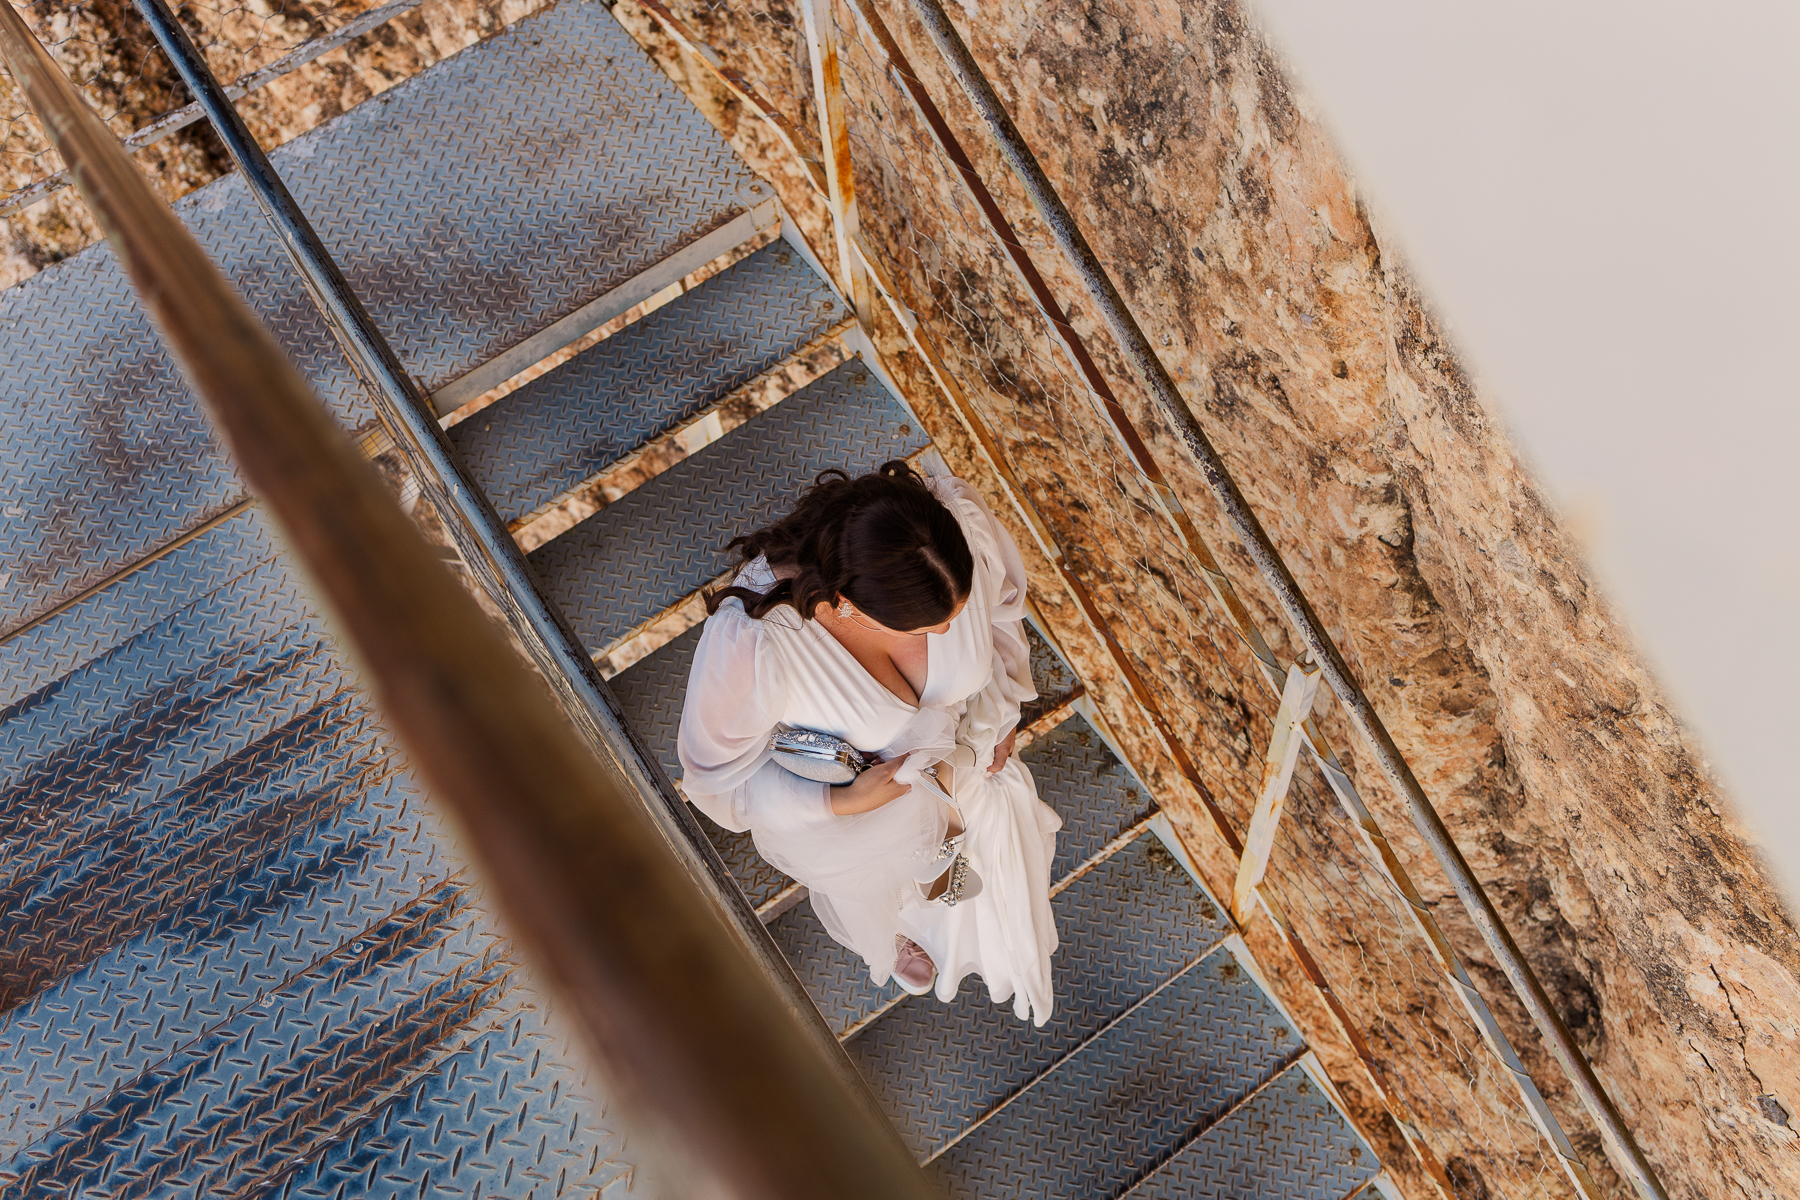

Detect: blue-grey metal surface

[0,506,267,711]
[1019,622,1080,728]
[850,834,1232,1155]
[0,509,648,1196]
[452,242,847,522]
[926,949,1305,1199]
[771,899,891,1035]
[1124,1065,1380,1200]
[531,360,928,650]
[1029,717,1157,877]
[0,0,764,635]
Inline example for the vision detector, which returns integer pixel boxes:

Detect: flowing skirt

[759,749,1062,1027]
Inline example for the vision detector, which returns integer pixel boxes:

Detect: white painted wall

[1243,0,1799,905]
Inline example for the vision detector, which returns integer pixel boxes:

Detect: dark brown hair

[706,460,974,631]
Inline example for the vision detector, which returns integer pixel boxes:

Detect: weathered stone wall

[613,0,1800,1197]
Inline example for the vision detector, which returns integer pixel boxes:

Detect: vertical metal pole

[123,0,914,1165]
[1231,660,1321,924]
[799,0,874,321]
[889,0,1668,1196]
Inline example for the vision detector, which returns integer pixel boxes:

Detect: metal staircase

[0,2,1384,1195]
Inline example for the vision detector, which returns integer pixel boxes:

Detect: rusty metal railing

[0,4,936,1198]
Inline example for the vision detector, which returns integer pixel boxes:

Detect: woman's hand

[830,757,911,815]
[989,727,1018,774]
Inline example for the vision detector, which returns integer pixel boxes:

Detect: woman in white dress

[677,461,1061,1025]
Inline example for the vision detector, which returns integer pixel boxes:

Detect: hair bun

[704,462,973,631]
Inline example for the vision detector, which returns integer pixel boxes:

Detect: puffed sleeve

[936,477,1037,757]
[677,603,834,834]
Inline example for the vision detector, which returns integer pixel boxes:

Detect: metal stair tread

[0,507,281,714]
[1121,1063,1380,1200]
[925,946,1307,1200]
[0,0,762,636]
[529,359,927,651]
[0,509,650,1192]
[449,240,847,523]
[606,623,789,910]
[848,832,1233,1157]
[1018,622,1080,727]
[1029,718,1157,878]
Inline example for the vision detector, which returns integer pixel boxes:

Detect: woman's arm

[678,606,833,832]
[828,757,911,814]
[937,478,1037,771]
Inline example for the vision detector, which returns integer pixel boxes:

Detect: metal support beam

[887,2,1664,1196]
[1232,660,1322,925]
[633,0,829,198]
[798,0,875,322]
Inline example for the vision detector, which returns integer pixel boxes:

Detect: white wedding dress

[677,476,1062,1025]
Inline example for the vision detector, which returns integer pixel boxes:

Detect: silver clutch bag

[768,728,869,784]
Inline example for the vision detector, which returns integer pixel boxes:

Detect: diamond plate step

[0,509,648,1195]
[1123,1064,1380,1200]
[1019,622,1080,728]
[849,833,1232,1156]
[1029,717,1157,877]
[530,359,928,651]
[451,240,848,523]
[925,947,1305,1199]
[0,0,764,636]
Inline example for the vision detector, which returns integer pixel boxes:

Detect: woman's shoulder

[710,556,806,635]
[928,475,1004,554]
[926,474,987,519]
[695,576,804,696]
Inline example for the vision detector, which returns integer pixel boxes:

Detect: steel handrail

[0,3,935,1196]
[892,1,1667,1196]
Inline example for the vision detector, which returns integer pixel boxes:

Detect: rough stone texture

[614,1,1800,1197]
[899,3,1800,1198]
